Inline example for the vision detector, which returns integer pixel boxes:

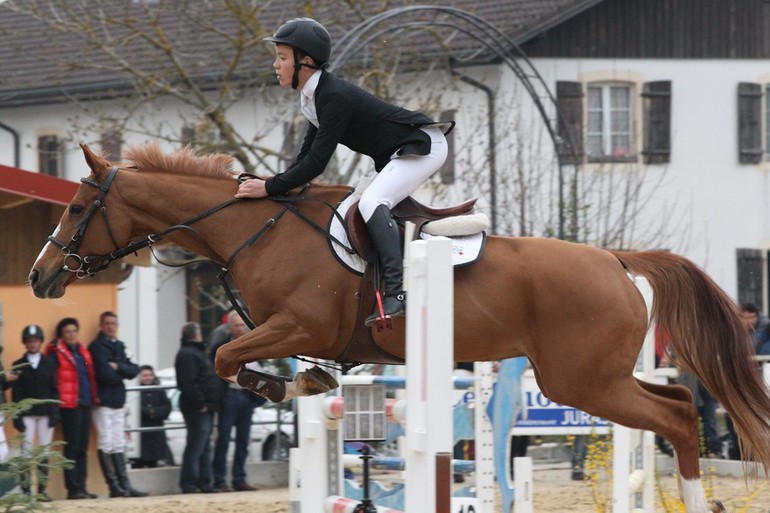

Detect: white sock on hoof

[680,477,708,513]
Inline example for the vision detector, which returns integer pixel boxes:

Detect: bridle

[47,166,125,278]
[46,165,241,279]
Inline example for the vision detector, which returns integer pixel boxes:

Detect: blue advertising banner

[510,370,610,435]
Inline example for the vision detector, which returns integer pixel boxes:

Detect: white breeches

[358,126,448,222]
[0,414,7,462]
[21,416,54,455]
[92,406,127,453]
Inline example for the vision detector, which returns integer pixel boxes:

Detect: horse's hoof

[708,499,726,512]
[236,368,288,402]
[296,366,339,395]
[307,365,340,389]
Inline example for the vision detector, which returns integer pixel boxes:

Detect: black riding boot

[37,458,52,502]
[112,452,148,497]
[98,450,127,498]
[364,205,406,327]
[20,467,31,496]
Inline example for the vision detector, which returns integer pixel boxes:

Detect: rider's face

[273,45,295,88]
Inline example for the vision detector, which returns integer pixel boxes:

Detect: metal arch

[328,5,580,241]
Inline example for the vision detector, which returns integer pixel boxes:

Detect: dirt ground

[49,465,770,512]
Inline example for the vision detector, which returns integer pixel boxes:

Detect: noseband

[47,166,123,278]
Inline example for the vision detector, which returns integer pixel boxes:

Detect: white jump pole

[292,359,343,513]
[612,276,656,513]
[404,237,454,513]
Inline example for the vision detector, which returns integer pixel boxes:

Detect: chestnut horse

[30,144,770,512]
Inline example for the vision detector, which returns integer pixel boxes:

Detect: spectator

[510,436,530,480]
[133,365,173,469]
[175,322,223,494]
[89,311,147,497]
[47,317,99,500]
[0,336,18,491]
[676,367,721,457]
[12,324,57,501]
[740,302,770,352]
[210,312,266,492]
[571,435,588,480]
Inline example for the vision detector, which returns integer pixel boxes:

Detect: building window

[556,80,670,165]
[586,83,633,160]
[101,131,122,162]
[38,135,61,176]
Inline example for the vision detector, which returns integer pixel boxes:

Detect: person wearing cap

[12,325,58,501]
[88,311,147,498]
[236,17,452,326]
[174,322,224,494]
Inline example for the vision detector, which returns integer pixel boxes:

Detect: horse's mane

[123,143,236,179]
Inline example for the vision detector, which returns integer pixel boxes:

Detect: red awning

[0,164,77,207]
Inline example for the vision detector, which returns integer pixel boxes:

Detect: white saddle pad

[328,193,486,275]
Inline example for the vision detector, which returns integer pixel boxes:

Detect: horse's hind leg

[636,380,725,511]
[566,378,723,513]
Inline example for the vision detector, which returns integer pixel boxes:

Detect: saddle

[336,195,480,364]
[344,196,478,263]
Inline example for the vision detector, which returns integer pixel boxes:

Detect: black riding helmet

[22,324,44,342]
[264,17,331,89]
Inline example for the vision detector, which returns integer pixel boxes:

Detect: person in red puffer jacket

[46,317,99,500]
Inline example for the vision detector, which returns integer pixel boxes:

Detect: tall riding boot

[364,204,406,327]
[112,452,148,497]
[20,468,31,496]
[98,450,127,497]
[37,458,52,502]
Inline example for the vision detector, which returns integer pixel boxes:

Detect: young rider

[236,17,450,326]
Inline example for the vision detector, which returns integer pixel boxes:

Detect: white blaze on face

[33,222,62,268]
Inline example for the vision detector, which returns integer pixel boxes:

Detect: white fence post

[405,237,454,513]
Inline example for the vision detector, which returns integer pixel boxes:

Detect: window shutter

[281,121,297,164]
[737,248,763,310]
[181,126,195,147]
[438,109,456,185]
[38,135,60,177]
[642,81,671,164]
[738,82,762,164]
[101,131,122,162]
[555,81,584,165]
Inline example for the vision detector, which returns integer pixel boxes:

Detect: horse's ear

[80,143,110,178]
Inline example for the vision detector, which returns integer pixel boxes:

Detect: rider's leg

[363,205,406,325]
[359,126,448,326]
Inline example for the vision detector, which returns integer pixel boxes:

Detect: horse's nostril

[28,269,38,286]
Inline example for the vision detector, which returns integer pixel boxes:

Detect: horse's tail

[612,250,770,470]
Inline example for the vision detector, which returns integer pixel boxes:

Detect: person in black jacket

[12,324,58,501]
[236,17,451,327]
[132,365,172,468]
[175,322,224,494]
[88,311,147,498]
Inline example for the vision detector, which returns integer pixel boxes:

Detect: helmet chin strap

[291,47,324,90]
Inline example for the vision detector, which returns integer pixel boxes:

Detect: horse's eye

[69,204,84,215]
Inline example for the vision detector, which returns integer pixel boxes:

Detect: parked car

[125,367,294,465]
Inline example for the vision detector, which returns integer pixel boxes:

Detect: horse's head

[29,143,134,298]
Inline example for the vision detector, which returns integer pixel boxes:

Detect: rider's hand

[235,179,268,199]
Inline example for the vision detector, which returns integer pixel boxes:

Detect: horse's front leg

[213,314,339,402]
